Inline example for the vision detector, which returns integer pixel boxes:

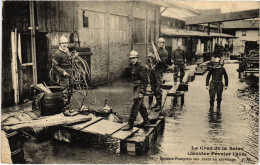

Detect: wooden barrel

[4,117,24,164]
[3,111,41,164]
[6,130,25,164]
[42,86,64,116]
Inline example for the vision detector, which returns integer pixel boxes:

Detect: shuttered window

[109,15,129,44]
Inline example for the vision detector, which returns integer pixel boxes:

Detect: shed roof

[161,26,236,38]
[222,20,259,29]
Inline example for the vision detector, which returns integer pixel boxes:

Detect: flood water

[23,62,258,164]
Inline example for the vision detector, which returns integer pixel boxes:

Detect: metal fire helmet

[147,52,154,57]
[129,50,139,58]
[59,36,69,44]
[214,57,220,63]
[158,37,165,43]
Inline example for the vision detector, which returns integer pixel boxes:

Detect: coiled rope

[49,53,96,107]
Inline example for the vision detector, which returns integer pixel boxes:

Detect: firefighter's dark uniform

[172,48,185,83]
[128,61,149,125]
[149,47,168,109]
[52,49,73,106]
[206,66,228,109]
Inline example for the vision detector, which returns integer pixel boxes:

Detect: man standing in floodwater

[172,42,185,84]
[148,37,168,111]
[52,36,77,107]
[206,58,228,111]
[121,50,149,131]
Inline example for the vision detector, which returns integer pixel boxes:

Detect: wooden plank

[111,127,139,140]
[11,30,19,104]
[82,120,127,136]
[167,83,180,96]
[21,63,33,66]
[68,116,103,130]
[3,114,92,131]
[185,9,260,25]
[29,1,38,85]
[17,33,23,99]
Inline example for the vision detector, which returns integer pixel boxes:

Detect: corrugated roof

[161,26,236,38]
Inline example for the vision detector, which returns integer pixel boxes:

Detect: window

[109,15,129,44]
[242,30,246,36]
[83,11,89,28]
[132,18,145,43]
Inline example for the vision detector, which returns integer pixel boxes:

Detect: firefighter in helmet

[206,58,228,111]
[172,41,185,83]
[148,37,168,111]
[121,50,150,131]
[52,36,77,106]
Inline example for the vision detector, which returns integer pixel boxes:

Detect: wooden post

[207,23,210,35]
[11,29,19,104]
[30,1,37,85]
[18,33,23,100]
[130,2,133,51]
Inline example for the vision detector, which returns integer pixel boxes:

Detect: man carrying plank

[148,37,168,111]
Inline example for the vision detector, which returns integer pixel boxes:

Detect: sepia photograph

[1,1,259,164]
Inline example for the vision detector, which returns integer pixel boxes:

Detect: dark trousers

[128,98,148,124]
[209,81,223,104]
[174,64,185,83]
[128,85,148,124]
[149,70,163,105]
[59,76,73,106]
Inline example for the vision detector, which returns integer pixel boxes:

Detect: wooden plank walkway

[68,115,103,131]
[111,127,139,140]
[82,120,127,136]
[66,117,139,140]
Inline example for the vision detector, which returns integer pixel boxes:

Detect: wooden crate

[120,118,165,155]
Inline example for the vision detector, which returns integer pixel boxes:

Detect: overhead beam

[185,9,259,25]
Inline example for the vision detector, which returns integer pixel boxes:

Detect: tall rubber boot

[209,101,214,111]
[217,101,221,110]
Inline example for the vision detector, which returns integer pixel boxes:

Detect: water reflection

[208,110,224,144]
[208,110,222,124]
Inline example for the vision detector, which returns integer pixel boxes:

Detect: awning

[161,26,237,38]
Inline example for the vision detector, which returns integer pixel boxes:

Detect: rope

[49,53,96,108]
